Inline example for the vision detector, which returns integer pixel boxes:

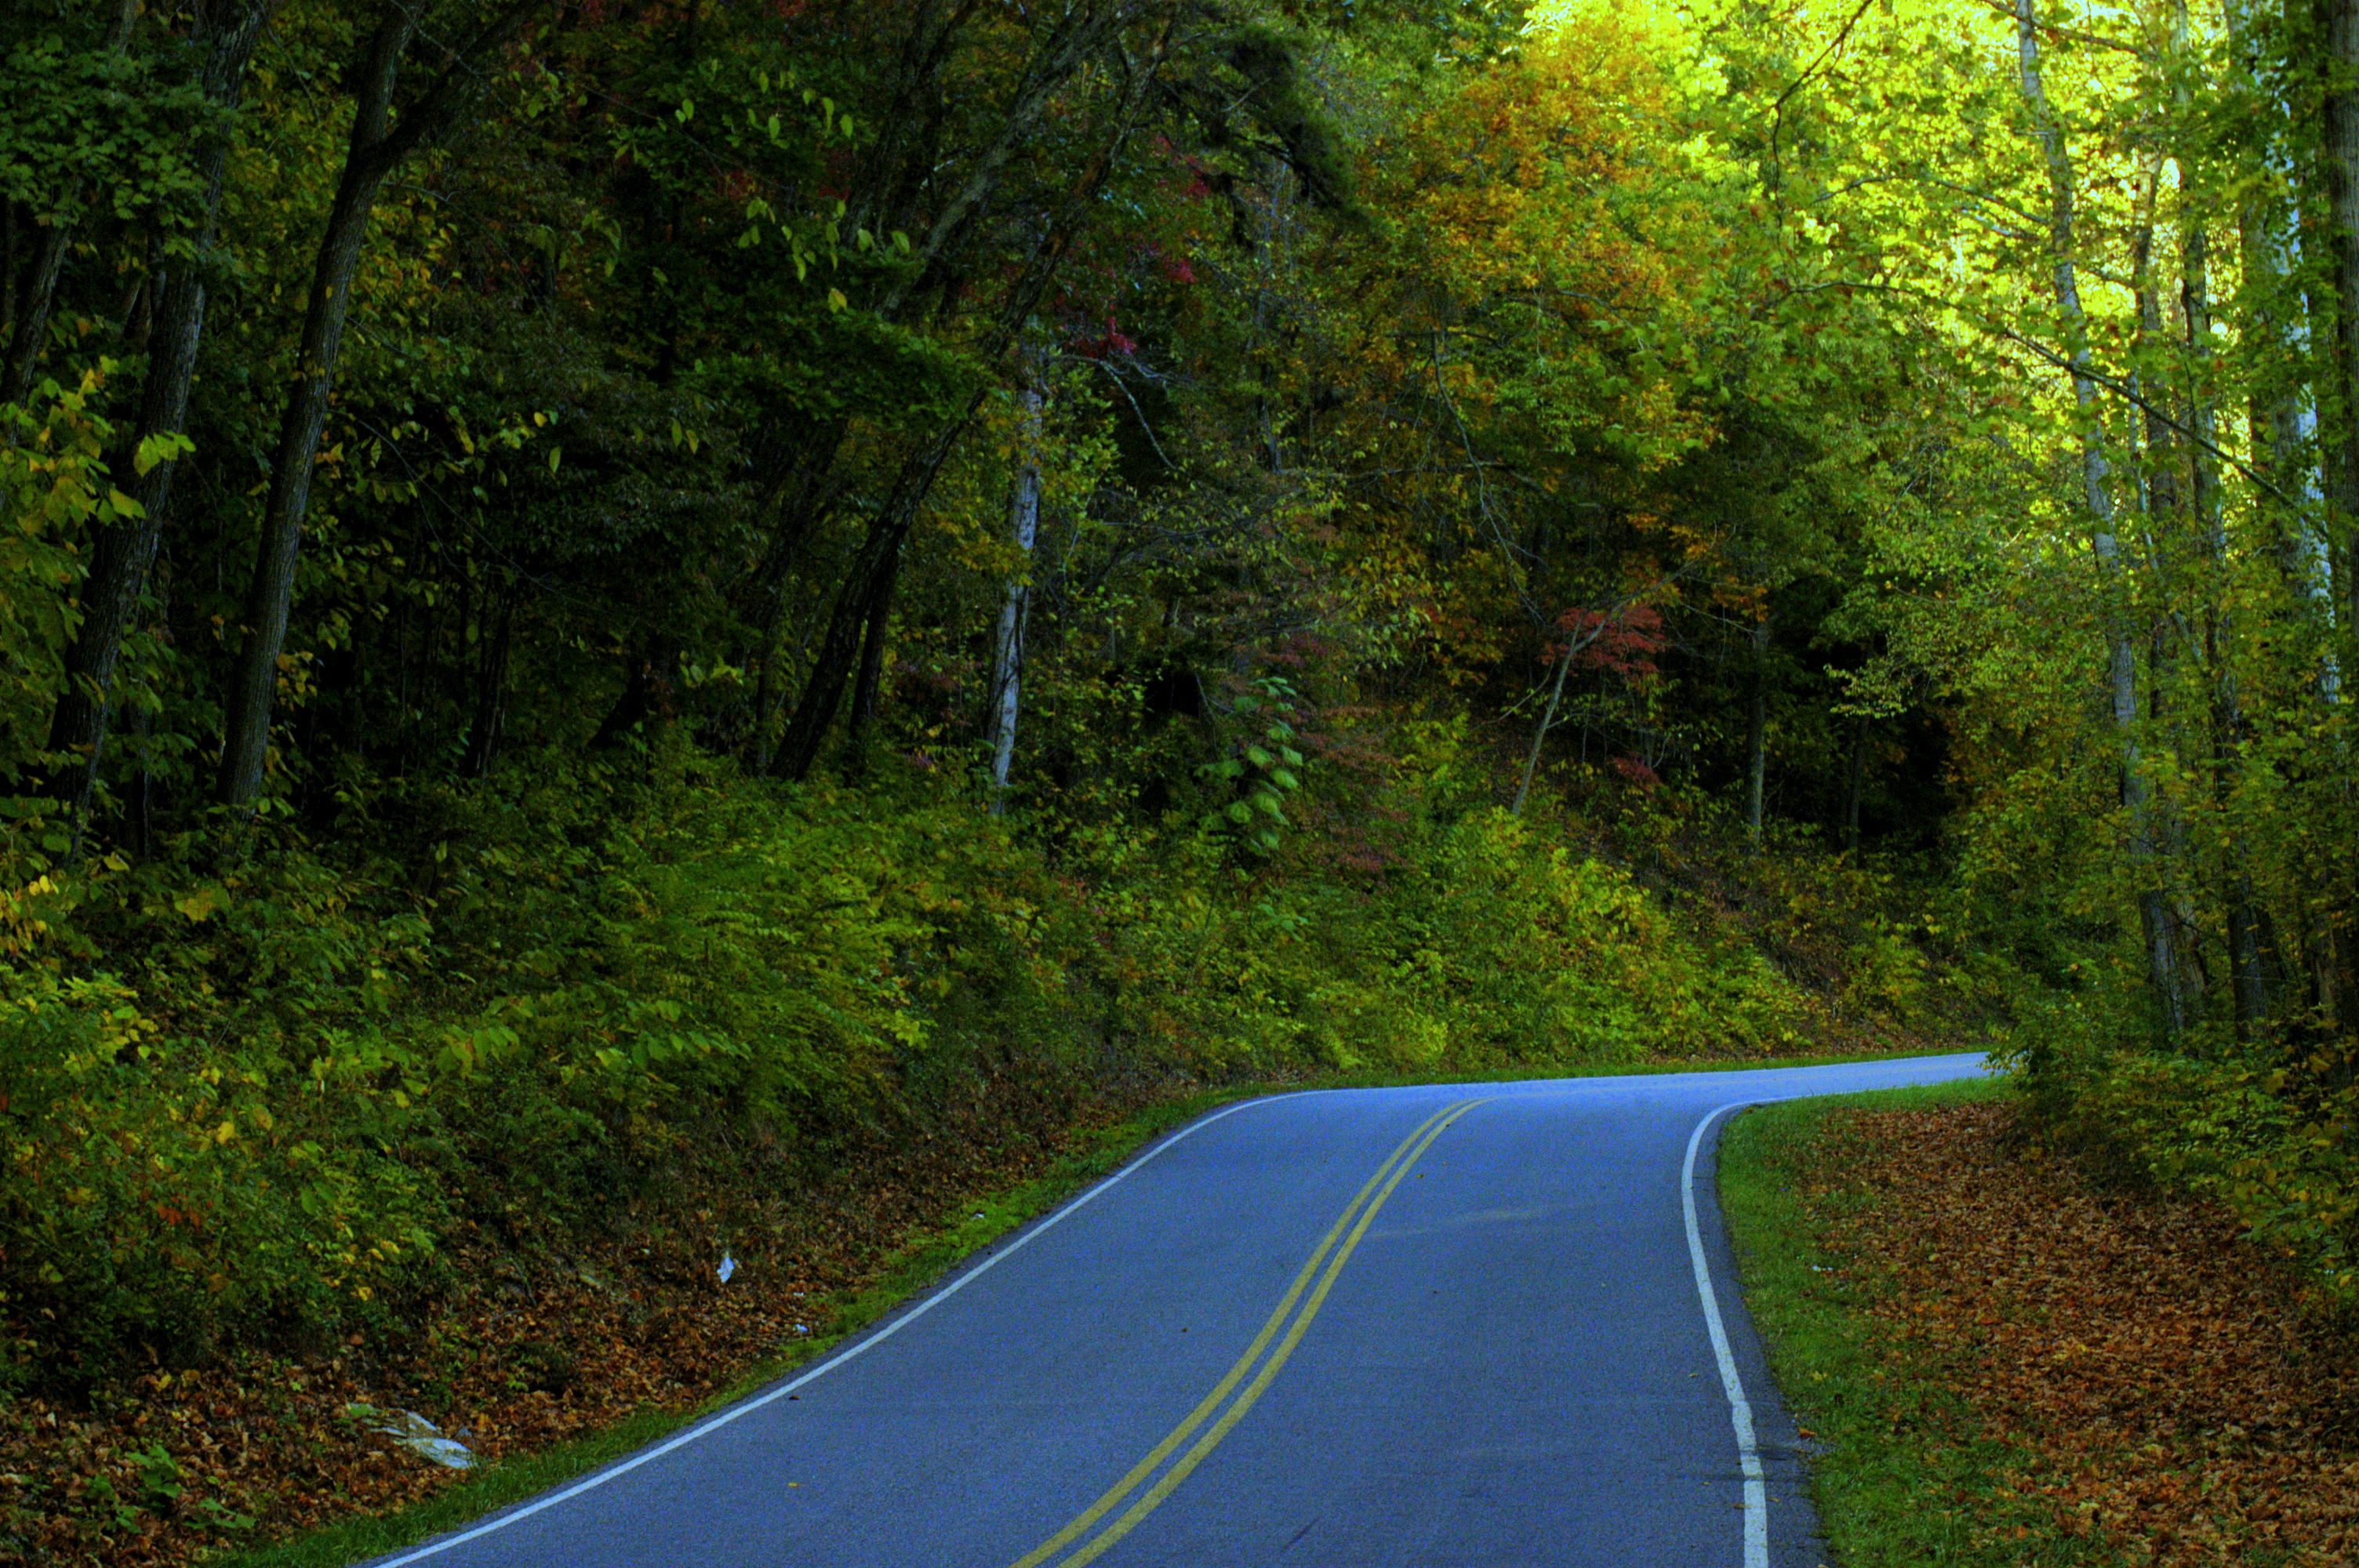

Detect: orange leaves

[1812,1102,2359,1566]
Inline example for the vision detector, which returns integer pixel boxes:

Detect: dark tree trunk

[2326,0,2359,630]
[841,550,903,778]
[771,430,966,781]
[1744,618,1768,844]
[462,582,518,779]
[768,1,1172,783]
[741,422,848,766]
[216,9,415,806]
[591,641,678,750]
[217,0,540,810]
[2,226,70,409]
[2226,889,2286,1032]
[43,0,277,835]
[1,0,139,409]
[1842,720,1866,855]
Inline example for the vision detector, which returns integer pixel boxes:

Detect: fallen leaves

[1808,1100,2359,1566]
[0,1089,1127,1566]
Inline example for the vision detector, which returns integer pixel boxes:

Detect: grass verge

[1718,1077,2122,1567]
[210,1041,1983,1568]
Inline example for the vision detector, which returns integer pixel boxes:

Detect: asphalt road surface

[374,1054,1986,1568]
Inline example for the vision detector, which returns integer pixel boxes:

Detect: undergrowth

[0,735,2001,1409]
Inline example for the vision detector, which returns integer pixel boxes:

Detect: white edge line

[374,1095,1276,1567]
[1683,1102,1769,1568]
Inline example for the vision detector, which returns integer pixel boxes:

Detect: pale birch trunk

[2016,0,2187,1036]
[987,383,1042,813]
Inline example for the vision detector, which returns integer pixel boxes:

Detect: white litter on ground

[362,1408,474,1469]
[718,1253,738,1284]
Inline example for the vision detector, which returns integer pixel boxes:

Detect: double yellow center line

[1009,1097,1491,1568]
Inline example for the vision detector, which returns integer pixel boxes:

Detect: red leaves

[1070,317,1138,360]
[1556,601,1666,683]
[1813,1102,2359,1566]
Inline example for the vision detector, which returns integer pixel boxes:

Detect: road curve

[372,1053,1986,1567]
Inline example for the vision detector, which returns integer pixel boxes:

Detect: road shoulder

[1719,1079,2099,1566]
[1722,1077,2359,1567]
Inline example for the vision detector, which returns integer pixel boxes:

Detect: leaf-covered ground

[0,1086,1151,1568]
[1807,1099,2359,1565]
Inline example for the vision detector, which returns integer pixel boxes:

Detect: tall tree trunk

[770,9,1172,783]
[2307,0,2359,1029]
[987,382,1043,813]
[2,227,71,411]
[1511,626,1576,818]
[217,0,540,809]
[741,420,848,768]
[42,0,277,835]
[2325,0,2359,633]
[2017,0,2187,1040]
[2165,0,2288,1031]
[2183,194,2284,1031]
[217,9,417,808]
[590,641,678,751]
[1745,617,1768,844]
[2126,151,2211,1031]
[841,548,903,778]
[462,580,518,779]
[1843,719,1866,855]
[772,419,972,782]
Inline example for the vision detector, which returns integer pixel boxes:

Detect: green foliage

[0,731,1880,1393]
[0,371,165,789]
[0,960,442,1384]
[0,31,213,234]
[0,0,2172,1414]
[2005,999,2359,1305]
[1102,800,1814,1076]
[1196,679,1307,855]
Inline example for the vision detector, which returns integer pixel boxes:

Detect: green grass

[1717,1078,2123,1567]
[207,1042,1986,1567]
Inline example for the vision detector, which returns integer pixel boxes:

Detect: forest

[2,0,2357,1555]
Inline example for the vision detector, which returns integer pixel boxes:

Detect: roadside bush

[2006,996,2359,1305]
[0,965,444,1385]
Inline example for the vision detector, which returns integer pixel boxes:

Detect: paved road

[375,1054,1986,1568]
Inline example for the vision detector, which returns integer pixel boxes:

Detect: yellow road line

[1006,1099,1462,1568]
[1012,1097,1490,1568]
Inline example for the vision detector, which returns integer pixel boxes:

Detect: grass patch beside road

[1718,1079,2121,1568]
[1724,1080,2359,1567]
